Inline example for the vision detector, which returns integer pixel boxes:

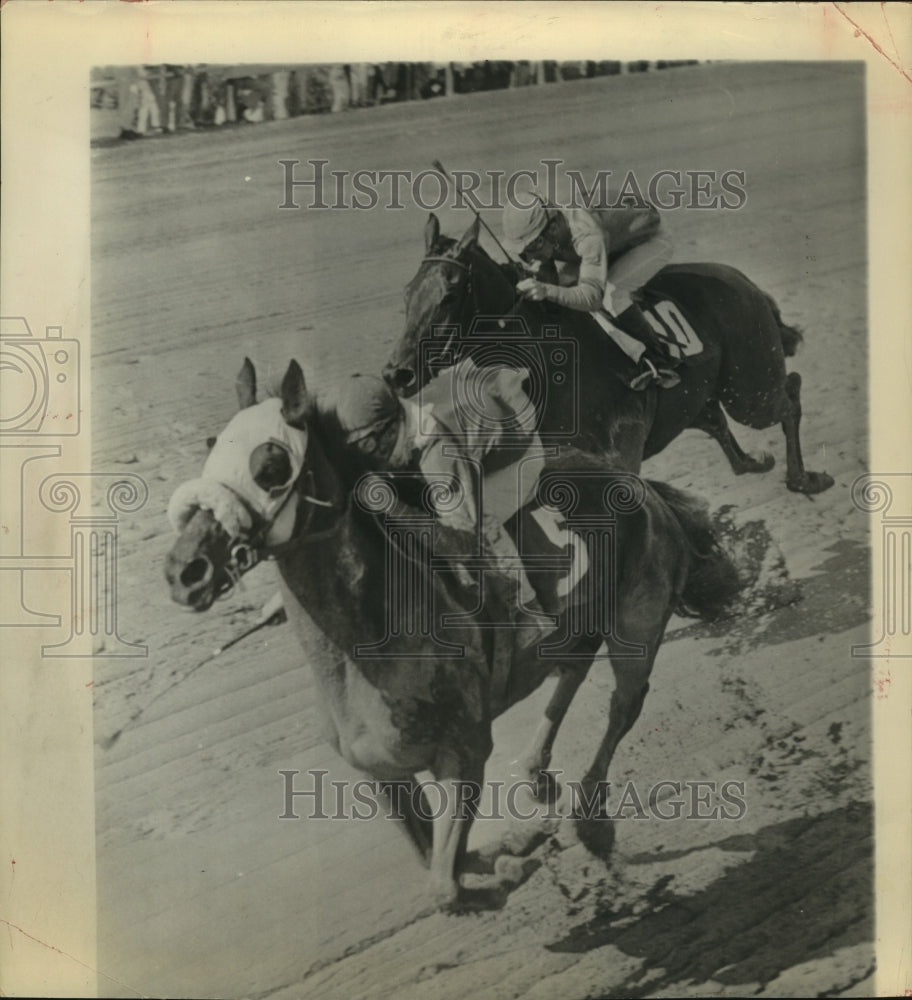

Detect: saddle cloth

[592,299,704,364]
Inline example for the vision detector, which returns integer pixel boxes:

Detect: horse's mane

[428,234,522,280]
[256,383,436,534]
[279,385,489,613]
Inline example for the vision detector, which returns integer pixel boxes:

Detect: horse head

[384,213,520,395]
[165,357,345,611]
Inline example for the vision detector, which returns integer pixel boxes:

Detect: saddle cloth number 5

[644,301,702,360]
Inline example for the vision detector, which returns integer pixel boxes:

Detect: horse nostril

[392,368,416,389]
[180,557,213,589]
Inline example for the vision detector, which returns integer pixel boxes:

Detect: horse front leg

[573,630,663,857]
[782,371,835,494]
[426,751,485,910]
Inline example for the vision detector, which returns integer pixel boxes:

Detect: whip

[431,158,513,262]
[100,593,286,751]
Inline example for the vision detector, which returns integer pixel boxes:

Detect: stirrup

[629,357,681,391]
[629,357,659,391]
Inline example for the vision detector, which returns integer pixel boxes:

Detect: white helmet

[502,193,549,255]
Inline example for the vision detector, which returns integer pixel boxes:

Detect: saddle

[592,294,704,390]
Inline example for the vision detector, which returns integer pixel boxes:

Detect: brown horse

[165,358,741,909]
[384,214,833,495]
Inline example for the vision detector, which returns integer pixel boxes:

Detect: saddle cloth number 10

[644,301,702,359]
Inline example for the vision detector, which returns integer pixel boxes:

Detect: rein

[265,484,352,556]
[417,250,524,366]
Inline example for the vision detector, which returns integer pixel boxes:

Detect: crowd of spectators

[91,61,699,140]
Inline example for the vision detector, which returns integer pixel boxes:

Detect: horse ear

[424,212,441,253]
[453,215,480,257]
[236,357,257,409]
[280,359,311,428]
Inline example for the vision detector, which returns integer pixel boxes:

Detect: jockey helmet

[336,374,401,444]
[502,194,549,256]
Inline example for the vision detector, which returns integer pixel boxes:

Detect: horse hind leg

[573,650,656,858]
[693,398,774,476]
[377,772,435,867]
[782,371,835,494]
[572,597,671,857]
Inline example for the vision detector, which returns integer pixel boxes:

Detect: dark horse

[384,214,833,495]
[165,358,741,909]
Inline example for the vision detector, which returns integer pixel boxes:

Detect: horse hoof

[430,877,460,912]
[494,854,525,887]
[733,451,775,475]
[574,813,617,857]
[787,471,834,495]
[750,451,776,473]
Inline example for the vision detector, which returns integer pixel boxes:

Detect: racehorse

[164,357,741,909]
[384,214,833,495]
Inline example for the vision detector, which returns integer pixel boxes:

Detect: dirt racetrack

[92,62,875,998]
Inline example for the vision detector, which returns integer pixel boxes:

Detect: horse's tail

[648,480,741,621]
[761,288,804,357]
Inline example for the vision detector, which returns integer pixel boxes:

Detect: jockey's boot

[431,525,480,593]
[484,523,554,647]
[613,304,681,391]
[485,569,554,651]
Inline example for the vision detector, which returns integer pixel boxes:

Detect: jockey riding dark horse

[387,212,834,496]
[502,186,680,390]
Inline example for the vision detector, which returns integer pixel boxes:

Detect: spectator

[348,64,372,107]
[113,66,142,139]
[140,65,165,132]
[112,65,160,139]
[329,65,351,112]
[163,65,191,132]
[374,63,401,102]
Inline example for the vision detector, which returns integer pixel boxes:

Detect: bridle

[217,454,348,595]
[416,251,523,367]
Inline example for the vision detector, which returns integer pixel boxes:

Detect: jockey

[335,361,553,642]
[502,188,680,390]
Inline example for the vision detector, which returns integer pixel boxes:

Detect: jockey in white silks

[336,359,553,644]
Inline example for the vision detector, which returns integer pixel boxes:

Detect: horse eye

[249,442,293,492]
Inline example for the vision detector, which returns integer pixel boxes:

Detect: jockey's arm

[418,439,479,533]
[535,231,608,312]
